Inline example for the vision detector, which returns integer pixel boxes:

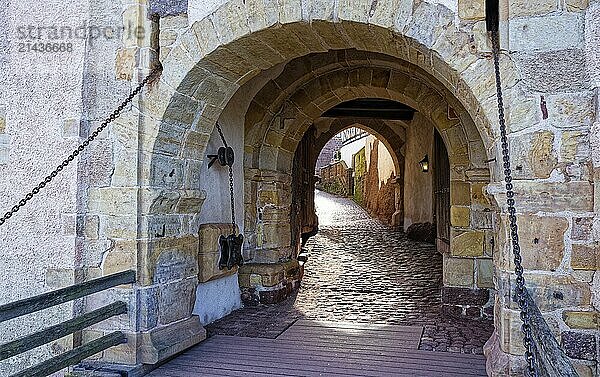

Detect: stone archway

[95,1,526,371]
[242,49,496,175]
[306,118,407,224]
[288,118,407,252]
[312,118,405,174]
[236,49,497,317]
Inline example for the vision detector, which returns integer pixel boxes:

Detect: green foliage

[322,177,347,196]
[353,148,367,205]
[353,148,367,176]
[353,178,364,206]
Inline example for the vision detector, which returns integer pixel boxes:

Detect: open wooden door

[434,130,450,253]
[291,126,319,254]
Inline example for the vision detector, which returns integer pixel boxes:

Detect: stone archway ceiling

[321,98,416,121]
[243,48,490,175]
[244,48,476,134]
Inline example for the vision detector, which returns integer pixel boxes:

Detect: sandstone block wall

[0,0,136,373]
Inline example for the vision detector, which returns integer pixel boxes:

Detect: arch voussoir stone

[209,0,252,45]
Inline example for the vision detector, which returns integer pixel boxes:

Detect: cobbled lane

[207,190,494,354]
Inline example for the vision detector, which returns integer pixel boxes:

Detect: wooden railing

[523,289,579,377]
[0,270,135,377]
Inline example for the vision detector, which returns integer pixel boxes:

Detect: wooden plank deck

[148,320,488,376]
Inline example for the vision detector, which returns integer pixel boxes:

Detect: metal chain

[0,68,161,228]
[490,30,537,376]
[215,122,237,232]
[215,121,229,148]
[228,165,236,232]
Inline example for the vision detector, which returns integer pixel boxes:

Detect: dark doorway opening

[434,129,451,254]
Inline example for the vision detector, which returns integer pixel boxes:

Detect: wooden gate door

[291,126,318,253]
[434,130,450,253]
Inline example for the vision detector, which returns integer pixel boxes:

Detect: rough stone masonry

[0,0,598,376]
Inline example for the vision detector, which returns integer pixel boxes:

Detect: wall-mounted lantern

[419,155,430,173]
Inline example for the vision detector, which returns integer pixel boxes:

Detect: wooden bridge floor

[147,320,488,377]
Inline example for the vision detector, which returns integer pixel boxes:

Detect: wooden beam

[333,99,415,111]
[322,98,416,120]
[0,270,135,323]
[11,331,126,377]
[321,110,415,120]
[0,301,127,361]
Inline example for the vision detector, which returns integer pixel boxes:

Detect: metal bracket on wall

[207,146,235,169]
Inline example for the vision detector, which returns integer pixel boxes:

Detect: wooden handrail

[0,301,127,361]
[0,270,135,322]
[0,271,135,377]
[523,289,578,377]
[11,331,126,377]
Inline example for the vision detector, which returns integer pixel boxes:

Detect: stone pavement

[206,190,494,354]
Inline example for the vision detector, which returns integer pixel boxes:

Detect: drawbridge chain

[215,121,237,231]
[490,30,536,376]
[486,0,537,374]
[0,68,161,228]
[488,2,578,376]
[213,121,244,270]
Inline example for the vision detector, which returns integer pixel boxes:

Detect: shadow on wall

[362,140,397,224]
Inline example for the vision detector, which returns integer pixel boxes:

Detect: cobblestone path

[207,190,494,354]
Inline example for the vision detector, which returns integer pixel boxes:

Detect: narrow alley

[207,190,493,355]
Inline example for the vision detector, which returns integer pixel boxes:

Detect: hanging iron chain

[215,121,229,148]
[215,122,237,232]
[0,68,161,228]
[490,30,537,376]
[228,165,236,231]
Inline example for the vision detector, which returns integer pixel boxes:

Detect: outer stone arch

[129,0,517,369]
